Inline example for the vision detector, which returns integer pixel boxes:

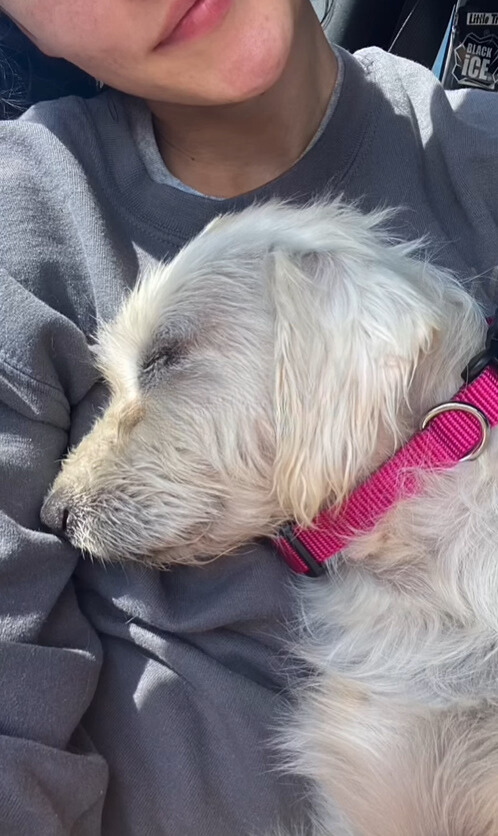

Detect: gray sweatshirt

[2,44,498,836]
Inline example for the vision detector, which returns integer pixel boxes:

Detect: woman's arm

[0,268,108,834]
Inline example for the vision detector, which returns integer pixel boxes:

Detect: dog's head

[41,201,482,566]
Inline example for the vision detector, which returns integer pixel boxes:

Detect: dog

[41,200,498,836]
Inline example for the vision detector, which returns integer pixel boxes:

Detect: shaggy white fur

[43,200,498,835]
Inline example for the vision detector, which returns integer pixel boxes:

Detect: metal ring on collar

[421,402,490,463]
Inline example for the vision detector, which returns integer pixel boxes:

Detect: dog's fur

[44,201,498,835]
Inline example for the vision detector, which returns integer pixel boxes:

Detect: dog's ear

[270,249,441,525]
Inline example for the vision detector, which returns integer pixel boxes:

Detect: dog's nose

[40,491,71,538]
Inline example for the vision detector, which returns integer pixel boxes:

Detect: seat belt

[388,0,456,68]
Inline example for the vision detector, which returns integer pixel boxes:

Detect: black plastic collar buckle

[278,524,326,577]
[462,308,498,384]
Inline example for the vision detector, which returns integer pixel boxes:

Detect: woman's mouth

[155,0,232,49]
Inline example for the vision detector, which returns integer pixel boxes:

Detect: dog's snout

[41,491,71,538]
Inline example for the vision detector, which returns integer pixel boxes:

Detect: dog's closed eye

[141,339,185,375]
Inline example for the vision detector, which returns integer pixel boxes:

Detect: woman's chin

[145,0,295,106]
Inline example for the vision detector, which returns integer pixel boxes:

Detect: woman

[1,2,498,834]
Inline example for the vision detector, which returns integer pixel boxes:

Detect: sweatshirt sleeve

[0,104,133,834]
[0,107,113,830]
[0,299,108,833]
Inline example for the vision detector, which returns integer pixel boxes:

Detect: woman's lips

[155,0,232,49]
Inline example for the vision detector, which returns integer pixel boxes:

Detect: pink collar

[275,316,498,576]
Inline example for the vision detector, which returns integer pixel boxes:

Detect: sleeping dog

[42,201,498,836]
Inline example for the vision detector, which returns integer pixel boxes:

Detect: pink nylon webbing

[276,366,498,574]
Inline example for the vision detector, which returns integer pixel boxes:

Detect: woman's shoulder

[0,98,93,285]
[0,93,133,400]
[350,46,498,207]
[0,89,133,271]
[0,92,137,369]
[353,45,498,136]
[0,90,128,189]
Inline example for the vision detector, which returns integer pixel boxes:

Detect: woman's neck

[147,5,337,199]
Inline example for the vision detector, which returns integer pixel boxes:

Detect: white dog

[41,201,498,836]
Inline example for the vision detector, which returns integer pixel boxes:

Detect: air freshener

[442,1,498,91]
